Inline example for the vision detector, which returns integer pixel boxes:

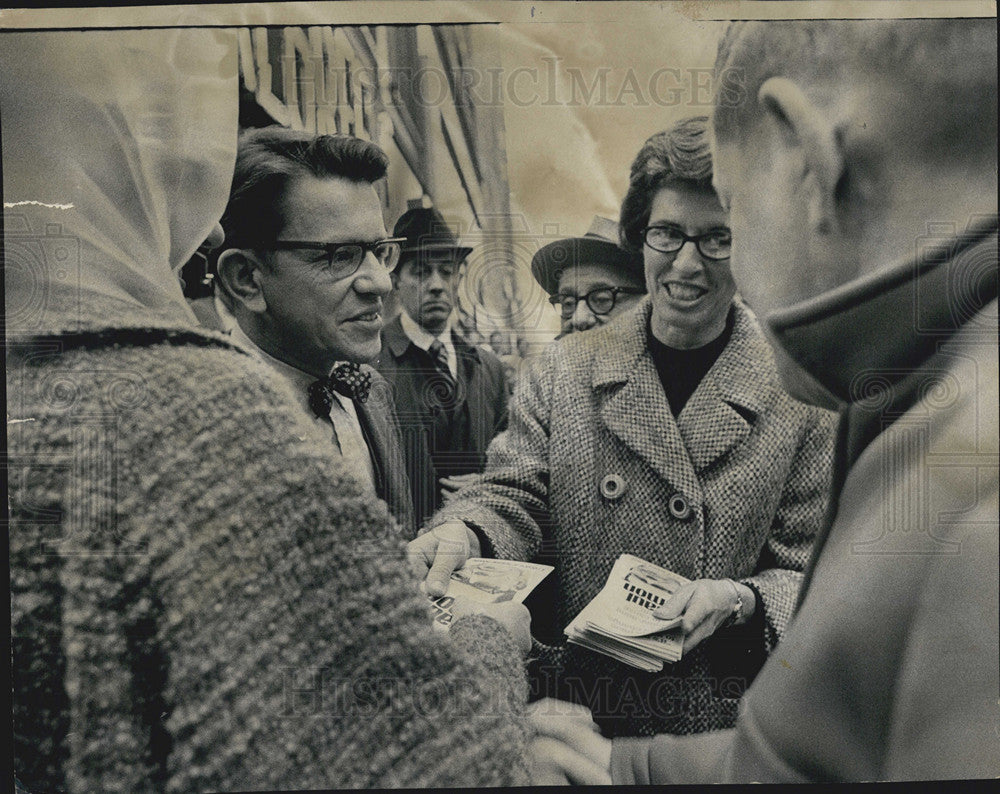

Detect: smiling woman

[412,115,839,739]
[642,186,736,349]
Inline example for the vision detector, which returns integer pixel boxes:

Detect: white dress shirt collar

[399,309,458,379]
[213,293,238,334]
[228,320,377,491]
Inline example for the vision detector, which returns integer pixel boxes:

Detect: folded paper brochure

[427,558,554,629]
[565,554,689,672]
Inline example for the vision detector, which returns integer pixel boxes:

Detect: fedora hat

[392,206,473,262]
[530,215,644,296]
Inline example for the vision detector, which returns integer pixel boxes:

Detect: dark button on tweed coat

[434,298,837,737]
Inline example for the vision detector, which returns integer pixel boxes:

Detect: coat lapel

[354,375,416,537]
[353,389,388,497]
[382,315,412,361]
[452,330,478,411]
[594,301,702,502]
[677,302,778,472]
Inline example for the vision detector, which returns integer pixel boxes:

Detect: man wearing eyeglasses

[377,206,510,527]
[215,127,415,536]
[531,215,646,338]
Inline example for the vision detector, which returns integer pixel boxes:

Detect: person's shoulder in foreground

[609,17,999,783]
[9,296,532,791]
[4,25,530,790]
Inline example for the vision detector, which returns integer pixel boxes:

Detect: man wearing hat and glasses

[377,207,510,528]
[532,215,647,338]
[215,127,416,536]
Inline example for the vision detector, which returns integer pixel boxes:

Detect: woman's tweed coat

[8,291,530,793]
[434,298,837,737]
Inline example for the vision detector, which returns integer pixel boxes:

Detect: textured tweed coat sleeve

[435,299,837,653]
[8,307,530,792]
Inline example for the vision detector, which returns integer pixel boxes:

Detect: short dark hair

[713,20,998,150]
[220,126,389,250]
[619,116,714,251]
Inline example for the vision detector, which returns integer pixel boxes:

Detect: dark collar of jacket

[382,313,482,366]
[767,214,998,413]
[783,216,998,613]
[774,215,998,493]
[586,297,781,495]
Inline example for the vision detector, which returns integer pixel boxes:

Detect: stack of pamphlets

[565,554,689,672]
[426,558,554,629]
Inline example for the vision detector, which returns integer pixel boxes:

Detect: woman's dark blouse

[647,307,735,417]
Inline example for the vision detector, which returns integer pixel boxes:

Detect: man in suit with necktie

[377,207,510,528]
[214,126,416,537]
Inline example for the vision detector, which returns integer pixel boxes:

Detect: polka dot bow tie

[308,362,372,417]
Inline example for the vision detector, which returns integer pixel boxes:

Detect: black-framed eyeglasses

[548,287,645,319]
[642,225,732,261]
[265,237,406,278]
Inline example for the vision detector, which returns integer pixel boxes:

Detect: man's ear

[216,249,268,312]
[758,76,844,235]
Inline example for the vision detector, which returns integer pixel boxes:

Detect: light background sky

[499,13,723,236]
[489,11,724,338]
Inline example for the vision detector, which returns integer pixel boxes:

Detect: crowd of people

[5,17,997,792]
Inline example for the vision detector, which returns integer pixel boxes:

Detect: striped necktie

[428,339,453,381]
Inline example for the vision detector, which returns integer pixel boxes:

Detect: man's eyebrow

[283,237,384,246]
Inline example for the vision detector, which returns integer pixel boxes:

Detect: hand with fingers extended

[527,698,612,785]
[406,521,481,597]
[652,578,756,654]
